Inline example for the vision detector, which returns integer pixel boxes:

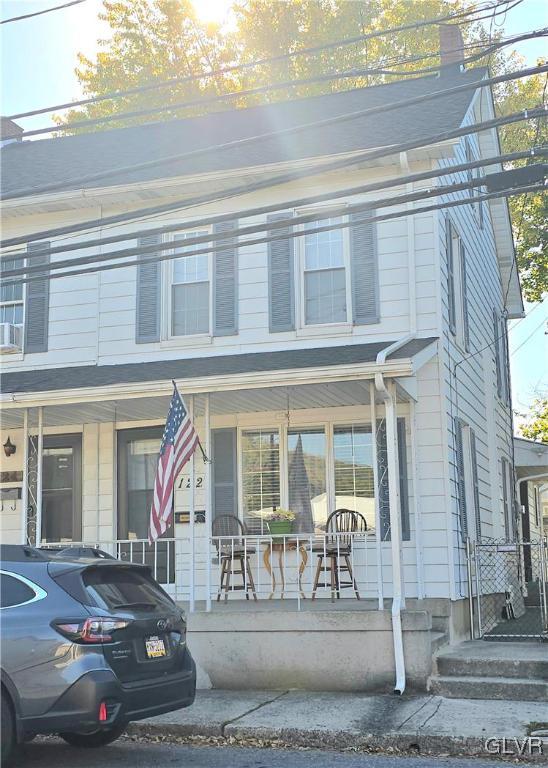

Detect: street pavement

[18,737,522,768]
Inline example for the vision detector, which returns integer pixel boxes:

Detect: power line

[511,315,547,356]
[0,0,87,24]
[4,146,544,262]
[9,168,540,279]
[3,182,544,287]
[4,63,547,202]
[20,29,546,139]
[2,108,546,254]
[6,0,519,121]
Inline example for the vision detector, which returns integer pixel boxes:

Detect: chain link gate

[467,538,548,641]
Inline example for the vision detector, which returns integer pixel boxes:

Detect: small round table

[262,538,309,599]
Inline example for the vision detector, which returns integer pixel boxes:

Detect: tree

[520,398,548,443]
[59,1,546,298]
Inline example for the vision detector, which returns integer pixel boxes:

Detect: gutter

[375,333,416,695]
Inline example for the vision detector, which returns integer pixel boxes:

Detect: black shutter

[446,217,456,335]
[460,241,470,352]
[212,428,238,519]
[454,417,468,541]
[493,309,503,398]
[213,220,238,336]
[470,429,481,540]
[267,213,295,332]
[24,241,50,353]
[135,233,161,343]
[351,209,378,324]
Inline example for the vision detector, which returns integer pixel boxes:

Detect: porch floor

[179,597,384,612]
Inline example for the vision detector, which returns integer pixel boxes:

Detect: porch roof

[1,337,436,397]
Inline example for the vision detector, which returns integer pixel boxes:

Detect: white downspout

[376,333,416,695]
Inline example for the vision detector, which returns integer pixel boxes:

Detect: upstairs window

[446,218,470,350]
[0,258,23,325]
[171,231,210,336]
[302,216,349,325]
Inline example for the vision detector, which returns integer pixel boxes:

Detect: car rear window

[82,567,175,611]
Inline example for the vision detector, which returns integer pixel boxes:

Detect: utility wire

[4,63,547,201]
[3,183,544,287]
[19,29,546,139]
[2,108,546,252]
[9,167,542,279]
[510,315,547,356]
[4,146,545,262]
[0,0,86,24]
[5,0,519,120]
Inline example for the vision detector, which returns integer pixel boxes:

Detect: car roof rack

[0,544,50,562]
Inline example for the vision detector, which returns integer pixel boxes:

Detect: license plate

[145,635,166,659]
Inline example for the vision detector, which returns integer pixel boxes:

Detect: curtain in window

[288,429,326,533]
[241,429,280,533]
[333,425,375,532]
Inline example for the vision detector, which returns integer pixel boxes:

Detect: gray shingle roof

[1,69,485,198]
[0,338,436,395]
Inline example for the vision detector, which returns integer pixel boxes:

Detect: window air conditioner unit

[0,323,23,353]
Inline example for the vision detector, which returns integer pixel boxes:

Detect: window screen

[288,429,326,533]
[241,429,280,533]
[304,217,346,324]
[333,425,374,532]
[172,231,209,335]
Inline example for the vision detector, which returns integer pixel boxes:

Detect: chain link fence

[467,538,548,641]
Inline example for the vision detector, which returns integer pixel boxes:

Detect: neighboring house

[0,50,524,691]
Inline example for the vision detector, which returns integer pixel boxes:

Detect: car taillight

[53,617,130,643]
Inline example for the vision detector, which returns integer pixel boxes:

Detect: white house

[0,55,526,692]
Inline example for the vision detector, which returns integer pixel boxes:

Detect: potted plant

[265,508,295,538]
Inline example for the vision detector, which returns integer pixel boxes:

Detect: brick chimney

[1,118,23,147]
[439,24,465,73]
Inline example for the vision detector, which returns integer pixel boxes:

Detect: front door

[41,434,82,544]
[117,427,174,589]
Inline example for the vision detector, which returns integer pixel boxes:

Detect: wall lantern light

[3,437,16,457]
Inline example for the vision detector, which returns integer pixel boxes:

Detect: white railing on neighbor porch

[39,538,184,597]
[208,532,384,608]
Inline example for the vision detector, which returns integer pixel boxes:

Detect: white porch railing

[40,533,391,609]
[208,532,384,607]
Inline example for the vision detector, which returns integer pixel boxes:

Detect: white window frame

[295,209,353,332]
[163,229,213,344]
[0,257,24,330]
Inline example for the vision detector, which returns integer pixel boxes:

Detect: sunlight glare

[192,0,233,25]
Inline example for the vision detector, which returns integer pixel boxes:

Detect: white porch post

[189,394,196,612]
[385,382,405,609]
[204,392,212,612]
[20,409,29,545]
[35,406,44,547]
[369,381,384,610]
[410,399,424,599]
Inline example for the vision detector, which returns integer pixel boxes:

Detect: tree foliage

[59,1,547,300]
[520,398,548,443]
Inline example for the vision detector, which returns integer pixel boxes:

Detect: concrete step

[435,641,548,680]
[430,631,449,655]
[429,674,548,702]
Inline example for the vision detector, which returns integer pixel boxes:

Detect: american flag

[149,383,199,543]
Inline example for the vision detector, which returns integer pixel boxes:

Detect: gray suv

[0,545,196,763]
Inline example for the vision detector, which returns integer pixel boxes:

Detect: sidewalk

[127,690,548,761]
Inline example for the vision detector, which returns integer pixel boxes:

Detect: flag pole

[189,393,196,613]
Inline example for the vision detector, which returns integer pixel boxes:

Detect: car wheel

[59,722,127,748]
[1,689,16,765]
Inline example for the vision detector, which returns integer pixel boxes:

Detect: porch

[1,338,442,690]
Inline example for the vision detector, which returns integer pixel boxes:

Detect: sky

[1,0,547,419]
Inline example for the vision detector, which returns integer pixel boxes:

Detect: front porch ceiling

[0,378,412,429]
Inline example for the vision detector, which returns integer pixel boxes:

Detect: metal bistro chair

[212,514,257,602]
[312,509,367,601]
